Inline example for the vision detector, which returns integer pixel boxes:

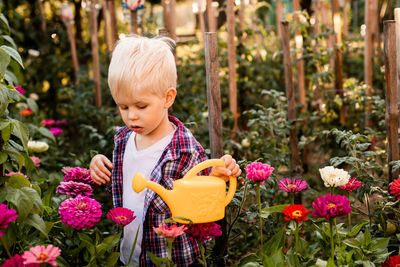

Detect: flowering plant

[0,204,18,237]
[282,204,310,223]
[63,166,94,185]
[339,177,362,192]
[278,178,307,193]
[58,196,102,229]
[389,179,400,199]
[245,162,274,184]
[56,181,93,197]
[312,193,352,220]
[107,207,136,226]
[319,166,350,187]
[21,245,61,266]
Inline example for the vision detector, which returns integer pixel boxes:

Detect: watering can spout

[132,173,174,205]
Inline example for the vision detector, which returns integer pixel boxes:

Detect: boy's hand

[90,154,113,185]
[211,155,242,182]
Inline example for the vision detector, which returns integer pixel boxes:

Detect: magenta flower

[187,222,222,242]
[107,207,136,226]
[1,254,40,267]
[40,119,55,126]
[56,181,93,197]
[312,193,352,220]
[30,156,41,167]
[49,127,63,136]
[59,196,102,229]
[22,245,61,266]
[339,178,362,193]
[278,178,307,192]
[245,162,274,184]
[0,203,18,237]
[63,166,94,185]
[14,85,25,95]
[5,171,28,179]
[55,120,68,125]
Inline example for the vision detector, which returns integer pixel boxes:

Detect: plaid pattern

[111,116,210,266]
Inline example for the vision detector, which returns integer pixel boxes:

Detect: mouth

[131,126,143,133]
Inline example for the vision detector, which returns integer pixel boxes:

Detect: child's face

[114,87,173,140]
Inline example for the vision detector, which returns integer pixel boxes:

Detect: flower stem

[348,192,352,232]
[128,227,140,265]
[290,193,294,205]
[329,219,335,262]
[199,241,207,267]
[1,237,11,258]
[294,222,299,267]
[257,183,263,252]
[167,238,174,267]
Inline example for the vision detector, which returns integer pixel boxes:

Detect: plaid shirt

[112,116,210,266]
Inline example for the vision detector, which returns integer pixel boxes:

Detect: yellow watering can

[132,159,237,223]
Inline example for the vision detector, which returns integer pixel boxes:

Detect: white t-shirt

[120,130,175,265]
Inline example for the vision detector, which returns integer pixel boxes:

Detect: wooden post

[332,0,345,125]
[384,20,399,182]
[107,0,119,48]
[206,0,216,32]
[313,0,320,35]
[130,10,138,34]
[66,22,80,85]
[365,0,373,127]
[199,11,206,44]
[205,32,223,158]
[293,0,306,113]
[276,0,282,37]
[162,0,171,33]
[238,0,245,43]
[103,2,112,53]
[170,0,177,41]
[343,0,349,42]
[395,9,400,100]
[37,0,47,34]
[89,0,102,108]
[281,21,301,173]
[226,0,238,133]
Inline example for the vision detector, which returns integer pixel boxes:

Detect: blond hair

[108,35,177,98]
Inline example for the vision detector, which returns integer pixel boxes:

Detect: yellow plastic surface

[132,159,237,223]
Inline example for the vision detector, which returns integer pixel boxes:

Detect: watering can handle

[182,159,237,207]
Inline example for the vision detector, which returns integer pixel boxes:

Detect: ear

[164,87,177,108]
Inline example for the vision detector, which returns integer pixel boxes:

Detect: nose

[127,108,138,120]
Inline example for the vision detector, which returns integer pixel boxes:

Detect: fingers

[90,155,113,185]
[211,155,242,180]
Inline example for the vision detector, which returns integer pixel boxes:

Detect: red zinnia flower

[20,108,33,116]
[107,207,136,226]
[187,222,222,242]
[282,204,311,223]
[390,179,400,199]
[339,178,362,193]
[153,224,187,239]
[40,119,55,126]
[382,255,400,267]
[1,254,40,267]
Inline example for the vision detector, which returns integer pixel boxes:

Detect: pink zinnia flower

[56,181,93,197]
[107,207,136,226]
[55,120,68,125]
[63,166,94,185]
[390,179,400,199]
[22,245,61,266]
[312,193,352,220]
[339,178,362,193]
[58,196,102,229]
[14,85,25,95]
[1,254,40,267]
[282,204,311,223]
[49,127,63,137]
[382,255,400,267]
[5,171,28,179]
[30,156,41,167]
[245,162,274,184]
[40,119,55,126]
[20,108,33,116]
[278,178,307,192]
[153,224,187,239]
[187,222,222,242]
[0,203,18,237]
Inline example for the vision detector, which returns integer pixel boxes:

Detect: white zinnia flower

[319,166,350,187]
[28,141,49,153]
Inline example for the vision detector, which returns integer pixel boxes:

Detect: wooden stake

[37,0,47,34]
[226,0,238,133]
[170,0,177,41]
[206,0,216,32]
[238,0,245,43]
[103,2,112,53]
[130,10,138,34]
[107,0,119,48]
[66,22,80,85]
[395,8,400,99]
[332,0,345,125]
[293,0,306,113]
[276,0,282,37]
[383,20,399,182]
[281,21,301,173]
[365,0,373,127]
[343,0,349,42]
[89,0,102,108]
[204,32,223,158]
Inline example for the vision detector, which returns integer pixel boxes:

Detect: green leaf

[20,187,43,212]
[0,84,8,115]
[369,237,390,251]
[238,253,261,266]
[343,238,361,249]
[96,232,121,255]
[26,98,38,114]
[148,252,172,267]
[263,249,285,267]
[347,219,369,237]
[4,70,18,85]
[56,256,71,267]
[0,186,33,219]
[362,229,372,247]
[11,120,29,152]
[7,174,30,189]
[2,35,16,49]
[78,232,95,256]
[261,204,290,218]
[0,14,10,32]
[0,47,10,77]
[38,126,56,142]
[0,151,7,164]
[106,252,121,267]
[25,213,48,238]
[0,45,24,68]
[263,229,285,256]
[326,257,335,267]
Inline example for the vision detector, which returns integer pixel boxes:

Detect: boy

[90,35,241,266]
